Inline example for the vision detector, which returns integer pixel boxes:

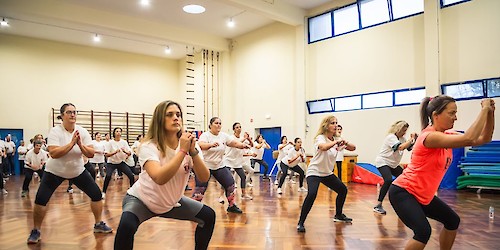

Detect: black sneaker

[27,229,41,244]
[373,205,387,215]
[227,205,243,214]
[333,214,353,223]
[297,223,306,233]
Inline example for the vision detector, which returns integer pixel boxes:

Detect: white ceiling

[0,0,332,59]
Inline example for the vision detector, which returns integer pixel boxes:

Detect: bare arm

[318,140,341,151]
[190,141,209,182]
[227,139,249,149]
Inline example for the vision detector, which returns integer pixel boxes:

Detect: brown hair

[420,95,456,130]
[144,100,183,157]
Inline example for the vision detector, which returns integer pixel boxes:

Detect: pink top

[392,126,453,205]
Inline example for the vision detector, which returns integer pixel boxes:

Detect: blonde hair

[388,120,409,135]
[315,115,337,139]
[144,100,183,157]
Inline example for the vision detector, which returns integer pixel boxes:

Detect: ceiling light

[93,34,101,42]
[227,17,235,28]
[164,46,171,54]
[140,0,150,6]
[0,18,9,27]
[183,4,205,14]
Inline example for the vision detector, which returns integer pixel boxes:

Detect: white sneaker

[274,180,279,185]
[101,192,106,199]
[246,183,253,187]
[174,202,182,207]
[277,188,282,194]
[218,196,225,204]
[298,187,308,192]
[1,189,7,195]
[242,194,253,200]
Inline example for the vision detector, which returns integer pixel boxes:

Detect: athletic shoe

[274,179,279,185]
[373,205,387,215]
[333,214,353,223]
[277,188,283,194]
[21,190,28,197]
[1,189,7,195]
[241,194,253,200]
[297,223,306,233]
[246,183,254,187]
[227,204,243,214]
[173,202,182,208]
[67,187,74,194]
[101,192,106,199]
[27,229,41,244]
[218,196,225,204]
[94,221,113,233]
[298,187,308,192]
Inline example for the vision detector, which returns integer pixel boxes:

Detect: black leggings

[251,159,269,176]
[389,185,460,244]
[68,161,96,188]
[278,162,305,188]
[35,170,102,206]
[298,174,347,224]
[193,167,237,207]
[22,168,44,191]
[103,162,135,193]
[336,161,342,180]
[233,168,246,188]
[377,165,403,202]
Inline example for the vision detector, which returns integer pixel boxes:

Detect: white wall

[0,34,180,141]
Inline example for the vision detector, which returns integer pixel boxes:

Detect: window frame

[440,0,472,9]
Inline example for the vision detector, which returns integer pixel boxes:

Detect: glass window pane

[333,4,360,36]
[360,0,390,28]
[486,79,500,98]
[395,89,426,105]
[363,92,393,108]
[392,0,424,19]
[308,12,332,43]
[308,100,333,113]
[335,96,361,111]
[441,0,470,7]
[442,82,484,99]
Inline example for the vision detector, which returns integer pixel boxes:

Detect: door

[258,127,281,176]
[0,129,24,175]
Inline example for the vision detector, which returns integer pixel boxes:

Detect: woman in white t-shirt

[373,120,417,215]
[90,132,106,178]
[276,138,307,194]
[192,117,249,214]
[18,140,28,174]
[27,103,112,244]
[297,115,352,233]
[274,136,294,185]
[250,134,271,179]
[102,127,136,197]
[223,122,254,200]
[333,125,356,181]
[114,100,214,250]
[21,140,47,197]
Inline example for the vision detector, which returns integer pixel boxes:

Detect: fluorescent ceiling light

[183,4,205,14]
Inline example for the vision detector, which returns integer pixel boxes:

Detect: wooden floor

[1,174,499,250]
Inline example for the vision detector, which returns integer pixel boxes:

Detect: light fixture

[93,34,101,42]
[164,46,171,54]
[227,17,235,28]
[0,18,9,27]
[140,0,150,6]
[183,4,205,14]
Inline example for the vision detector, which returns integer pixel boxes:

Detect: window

[307,99,333,113]
[360,0,390,28]
[486,78,500,97]
[335,95,361,111]
[394,88,426,105]
[308,12,333,43]
[362,92,393,108]
[442,81,484,99]
[333,4,360,35]
[391,0,424,19]
[441,0,471,8]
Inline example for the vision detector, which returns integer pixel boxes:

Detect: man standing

[4,135,16,176]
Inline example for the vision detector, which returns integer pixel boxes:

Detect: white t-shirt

[334,136,346,161]
[25,149,48,170]
[105,139,131,164]
[128,141,203,214]
[242,140,253,167]
[252,142,268,160]
[5,141,15,154]
[18,146,28,160]
[131,140,141,154]
[89,140,106,163]
[223,135,244,169]
[198,131,232,170]
[281,147,305,167]
[306,135,339,177]
[45,124,92,179]
[277,143,293,162]
[375,134,406,169]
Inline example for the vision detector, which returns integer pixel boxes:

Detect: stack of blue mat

[457,141,500,190]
